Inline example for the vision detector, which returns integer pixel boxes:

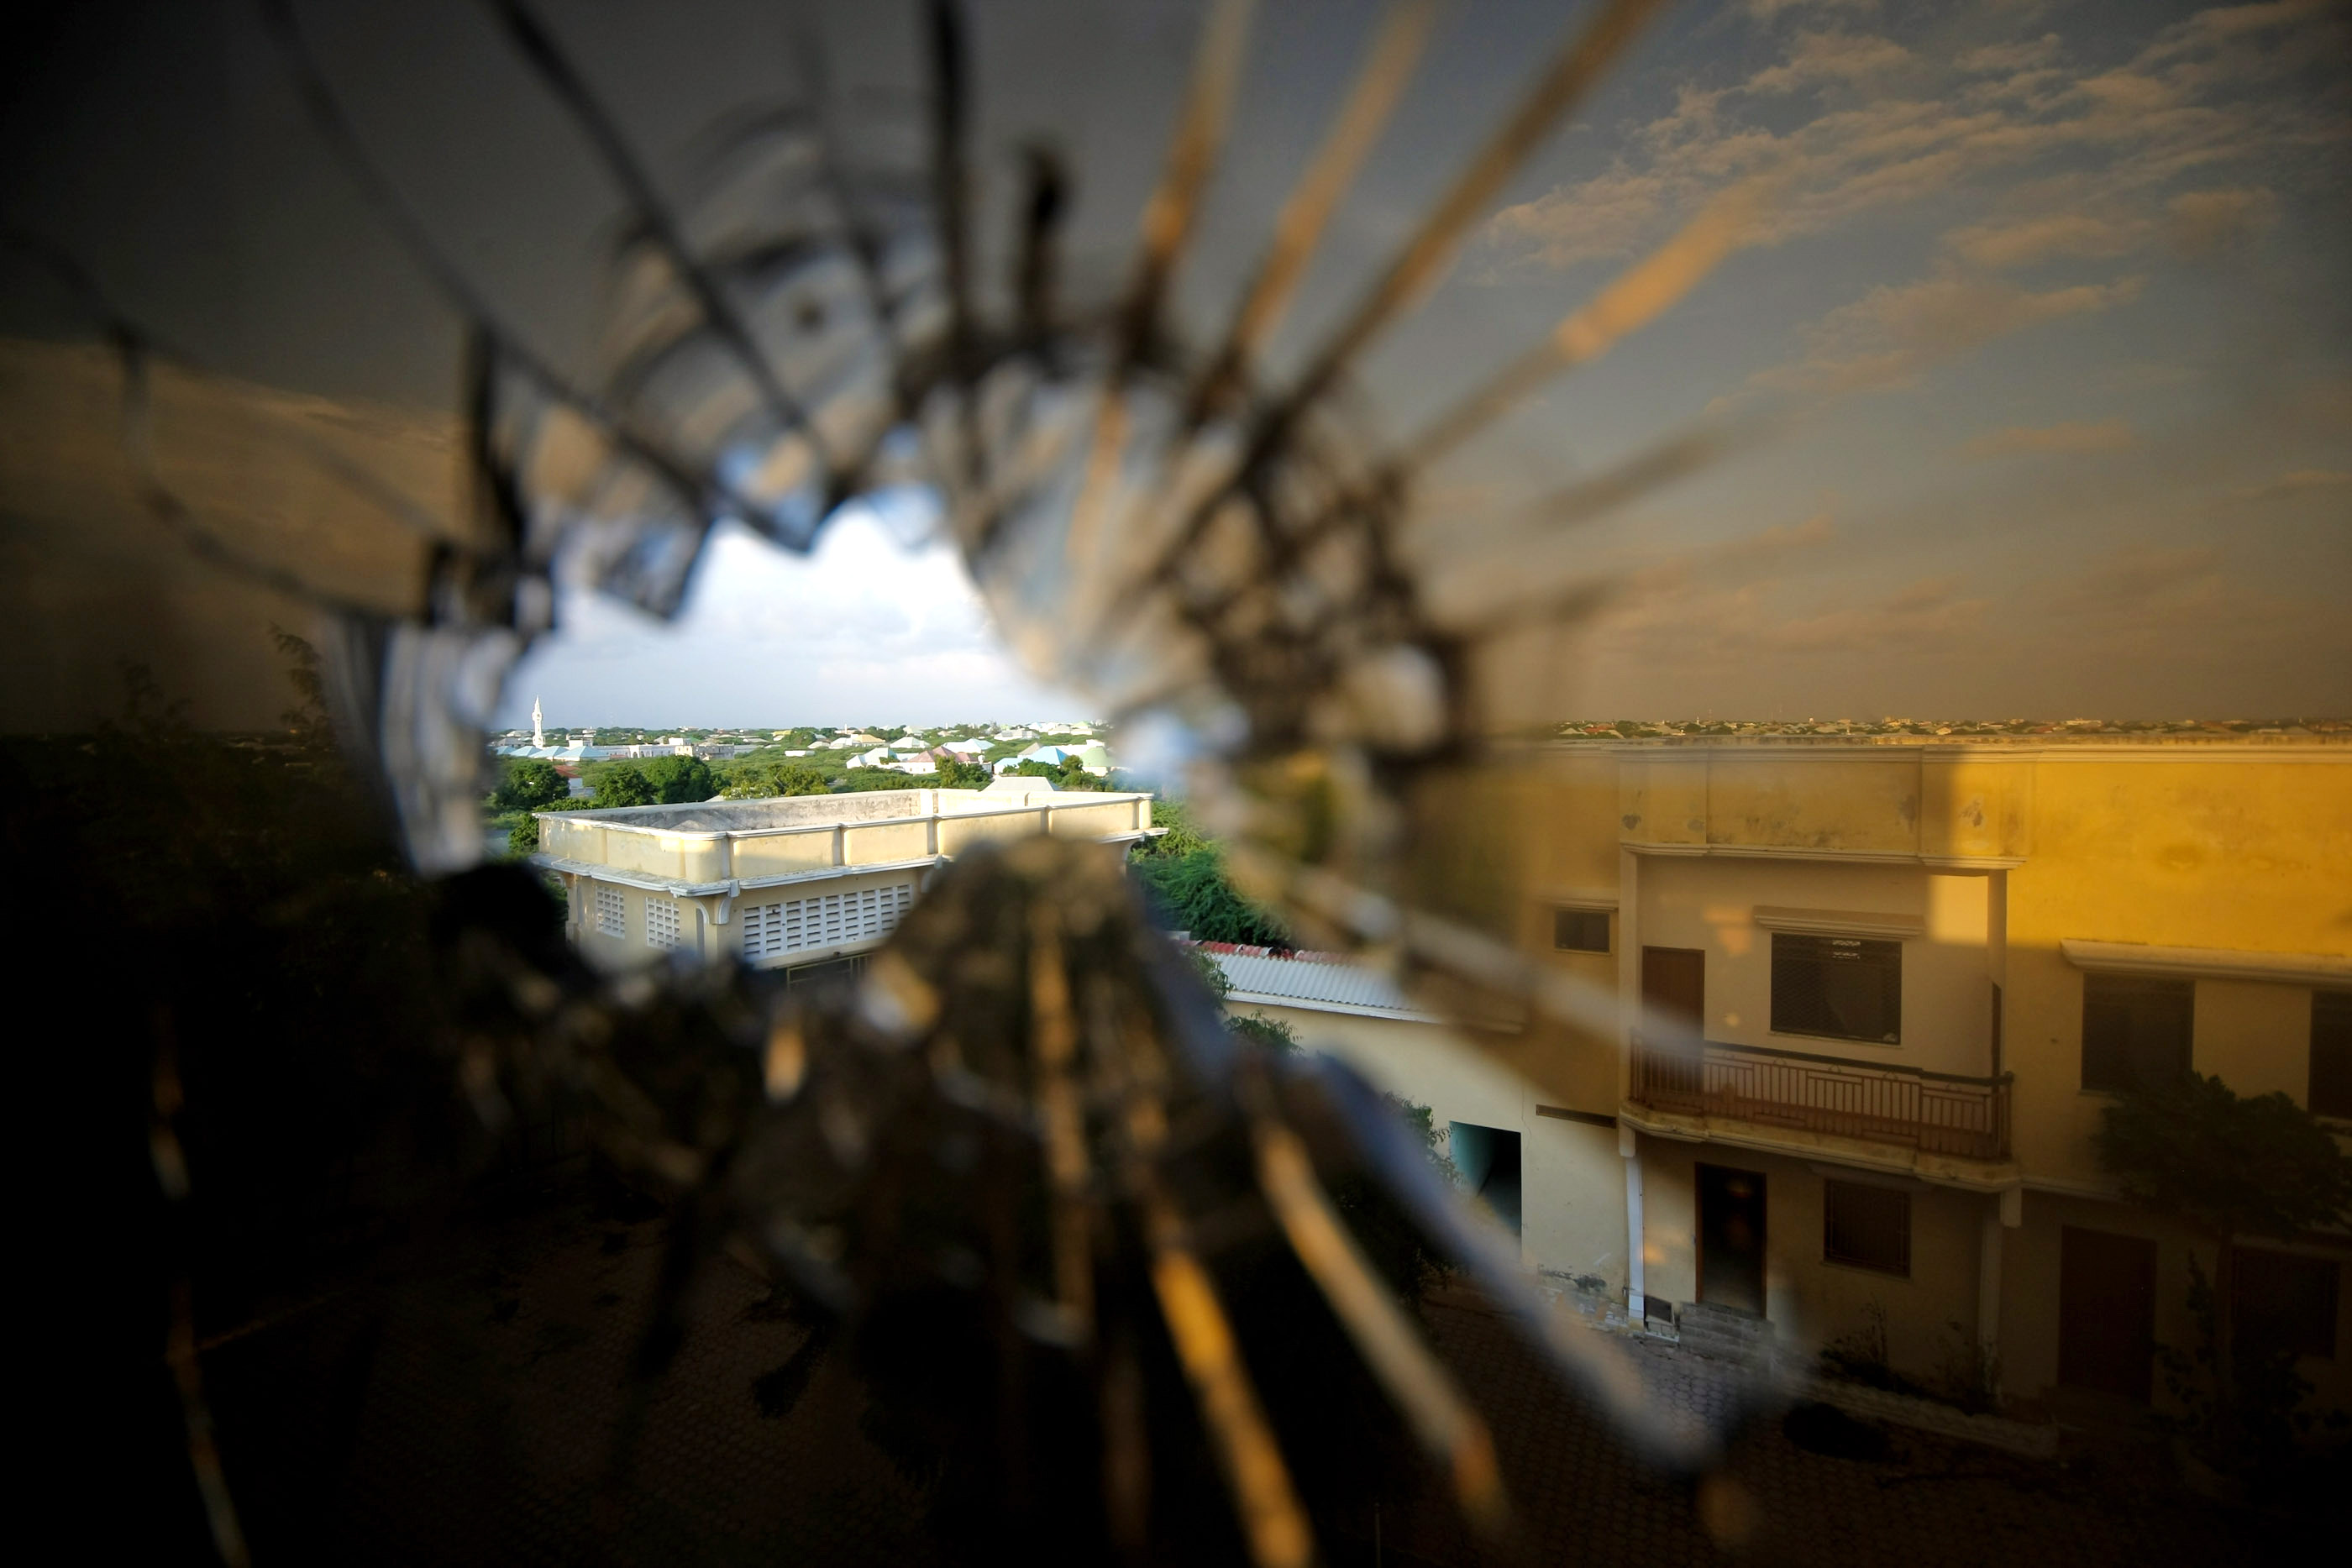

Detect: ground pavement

[197,1167,2328,1565]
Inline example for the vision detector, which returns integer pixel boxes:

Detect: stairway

[1672,1302,1776,1367]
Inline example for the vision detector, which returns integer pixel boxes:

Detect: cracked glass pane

[7,2,2348,1562]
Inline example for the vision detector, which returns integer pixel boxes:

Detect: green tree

[838,768,919,792]
[593,764,659,807]
[490,758,566,812]
[723,761,832,799]
[934,760,991,790]
[1129,801,1291,946]
[1228,1012,1299,1054]
[639,754,717,804]
[2097,1072,2352,1424]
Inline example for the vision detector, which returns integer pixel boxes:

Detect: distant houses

[994,742,1113,776]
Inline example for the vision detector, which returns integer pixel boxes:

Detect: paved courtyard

[199,1167,2332,1565]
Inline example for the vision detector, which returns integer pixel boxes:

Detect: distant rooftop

[1552,717,2349,747]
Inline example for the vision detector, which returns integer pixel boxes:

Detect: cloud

[1744,0,1878,18]
[1751,272,2145,396]
[1963,418,2139,458]
[501,509,1082,727]
[1958,34,2064,73]
[2043,546,2225,621]
[2234,467,2352,500]
[1748,31,1914,95]
[1756,576,1989,655]
[1479,2,2347,274]
[1944,212,2144,268]
[2165,186,2279,255]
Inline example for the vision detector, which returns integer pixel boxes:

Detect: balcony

[1628,1040,2011,1162]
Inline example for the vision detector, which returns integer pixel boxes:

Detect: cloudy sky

[8,0,2343,731]
[501,502,1085,731]
[499,0,2349,726]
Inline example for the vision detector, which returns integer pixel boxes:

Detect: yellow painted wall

[1530,741,2349,1409]
[1634,856,1996,1078]
[2001,753,2352,1182]
[1636,1139,1989,1379]
[1247,1001,1630,1288]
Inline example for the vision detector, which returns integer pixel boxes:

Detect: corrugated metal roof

[1207,951,1433,1020]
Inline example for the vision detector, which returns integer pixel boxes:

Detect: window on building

[2233,1248,2340,1361]
[1771,933,1901,1044]
[1823,1179,1911,1277]
[2312,991,2352,1120]
[1553,908,1610,953]
[742,880,917,962]
[2081,973,2192,1092]
[594,885,627,940]
[646,897,680,950]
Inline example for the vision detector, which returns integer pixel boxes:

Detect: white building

[533,786,1162,983]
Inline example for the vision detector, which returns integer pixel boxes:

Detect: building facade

[1237,736,2352,1413]
[533,786,1158,983]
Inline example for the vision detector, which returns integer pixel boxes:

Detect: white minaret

[531,695,544,748]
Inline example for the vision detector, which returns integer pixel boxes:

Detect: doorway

[1698,1163,1767,1316]
[2058,1225,2156,1402]
[1642,947,1706,1044]
[1448,1123,1523,1235]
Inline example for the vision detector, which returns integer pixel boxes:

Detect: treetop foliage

[2097,1071,2352,1241]
[721,761,832,799]
[490,758,567,813]
[1128,801,1290,948]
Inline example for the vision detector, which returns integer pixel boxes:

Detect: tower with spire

[532,695,544,749]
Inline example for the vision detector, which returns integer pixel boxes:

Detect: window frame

[2310,990,2352,1121]
[2080,972,2193,1093]
[1769,931,1903,1046]
[645,895,680,950]
[593,884,627,941]
[1822,1177,1911,1278]
[1552,906,1612,954]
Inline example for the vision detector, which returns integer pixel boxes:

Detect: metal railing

[1629,1039,2010,1161]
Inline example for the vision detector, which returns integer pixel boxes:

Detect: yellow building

[1246,735,2352,1414]
[533,784,1158,982]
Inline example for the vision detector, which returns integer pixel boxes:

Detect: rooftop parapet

[532,787,1159,894]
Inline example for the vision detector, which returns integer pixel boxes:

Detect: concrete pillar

[1977,1206,2003,1356]
[1622,1121,1646,1319]
[1979,1189,2021,1394]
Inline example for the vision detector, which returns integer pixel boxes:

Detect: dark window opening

[1553,907,1611,953]
[2311,991,2352,1120]
[782,953,870,994]
[2234,1249,2340,1362]
[1448,1122,1522,1235]
[1823,1179,1911,1277]
[2081,973,2192,1092]
[1771,933,1901,1044]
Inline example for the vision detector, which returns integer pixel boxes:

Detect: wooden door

[1642,947,1706,1045]
[1698,1164,1767,1316]
[2058,1225,2156,1402]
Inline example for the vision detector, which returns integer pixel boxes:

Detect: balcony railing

[1628,1040,2011,1162]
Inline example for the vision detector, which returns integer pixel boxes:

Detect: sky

[5,0,2347,730]
[501,0,2352,726]
[501,501,1085,732]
